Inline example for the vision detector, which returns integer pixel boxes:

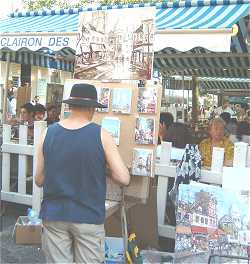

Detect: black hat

[63,83,106,108]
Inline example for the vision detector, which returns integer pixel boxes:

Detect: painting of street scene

[175,183,250,263]
[135,117,155,145]
[137,87,157,114]
[101,117,120,145]
[96,87,110,112]
[132,148,153,177]
[112,89,132,114]
[74,8,155,80]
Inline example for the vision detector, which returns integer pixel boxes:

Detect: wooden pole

[182,74,185,122]
[3,53,11,124]
[191,76,199,127]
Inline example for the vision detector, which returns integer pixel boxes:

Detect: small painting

[175,183,250,263]
[132,148,153,177]
[135,117,155,145]
[112,89,132,114]
[101,117,121,145]
[137,87,157,113]
[96,87,110,112]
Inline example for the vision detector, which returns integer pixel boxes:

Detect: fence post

[32,121,47,213]
[2,124,11,192]
[157,142,172,227]
[18,125,28,194]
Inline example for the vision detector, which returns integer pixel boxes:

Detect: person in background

[166,122,192,149]
[45,105,60,125]
[220,112,237,136]
[31,95,40,105]
[230,121,250,144]
[10,103,34,139]
[7,89,17,117]
[215,101,235,117]
[35,83,130,263]
[199,118,234,168]
[158,112,174,144]
[33,103,46,121]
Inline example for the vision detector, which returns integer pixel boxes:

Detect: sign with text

[0,34,77,51]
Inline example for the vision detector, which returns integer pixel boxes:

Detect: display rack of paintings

[132,148,153,177]
[175,183,250,264]
[137,87,157,114]
[96,87,110,112]
[101,117,121,145]
[112,88,132,114]
[62,79,162,201]
[135,117,155,145]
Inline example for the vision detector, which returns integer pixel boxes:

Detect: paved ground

[0,202,45,264]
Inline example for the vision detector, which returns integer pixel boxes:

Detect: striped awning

[154,47,250,78]
[200,77,250,94]
[0,49,74,72]
[0,1,249,51]
[163,76,250,95]
[155,3,249,30]
[1,1,248,32]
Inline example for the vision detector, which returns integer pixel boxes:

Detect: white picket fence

[1,123,250,240]
[1,121,46,212]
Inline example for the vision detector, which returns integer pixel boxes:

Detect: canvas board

[96,87,110,112]
[101,117,121,145]
[112,89,132,114]
[74,8,155,80]
[135,117,155,145]
[132,148,154,177]
[61,79,162,201]
[137,87,157,114]
[175,183,250,263]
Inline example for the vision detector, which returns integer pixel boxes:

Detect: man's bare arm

[101,128,130,186]
[35,129,47,187]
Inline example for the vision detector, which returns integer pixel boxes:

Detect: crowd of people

[7,96,60,140]
[159,102,250,168]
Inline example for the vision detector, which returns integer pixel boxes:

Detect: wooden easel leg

[121,188,128,263]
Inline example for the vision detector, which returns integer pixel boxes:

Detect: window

[196,216,199,223]
[205,218,208,225]
[201,217,204,224]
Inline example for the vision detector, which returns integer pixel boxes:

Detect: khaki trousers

[42,220,105,264]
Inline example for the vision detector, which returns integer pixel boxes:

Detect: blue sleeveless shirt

[39,122,106,224]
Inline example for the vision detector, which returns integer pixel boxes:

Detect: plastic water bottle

[27,208,41,225]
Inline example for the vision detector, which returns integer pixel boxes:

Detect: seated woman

[199,118,234,168]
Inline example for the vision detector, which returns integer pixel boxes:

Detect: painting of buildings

[175,183,250,263]
[112,89,132,114]
[132,148,153,177]
[74,8,155,80]
[137,87,157,114]
[135,117,155,145]
[101,117,120,145]
[96,87,110,112]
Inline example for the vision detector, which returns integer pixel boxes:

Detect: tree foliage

[24,0,160,11]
